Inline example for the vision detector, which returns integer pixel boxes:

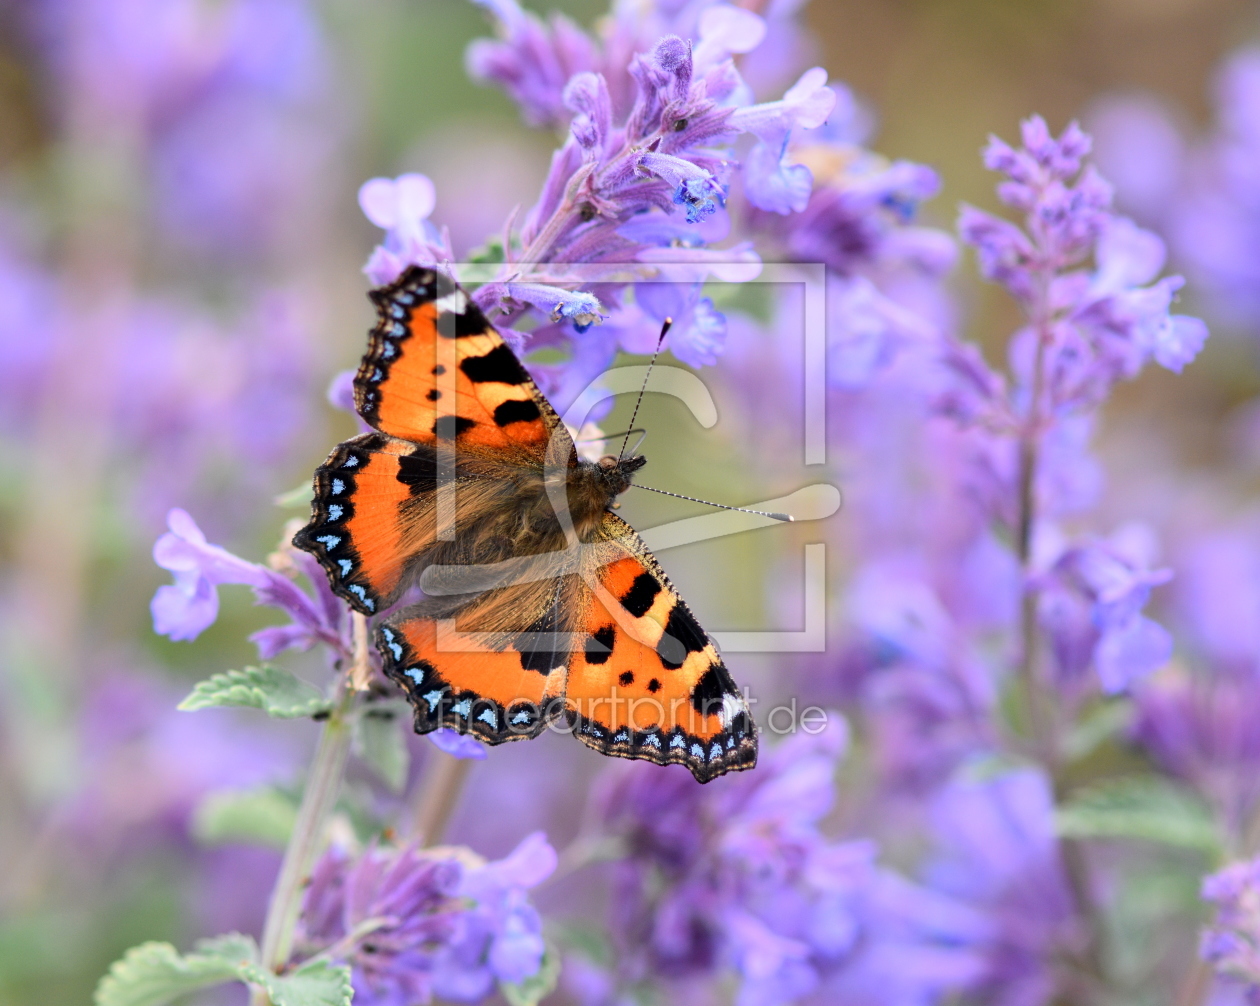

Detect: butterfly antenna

[630,483,794,521]
[618,318,671,460]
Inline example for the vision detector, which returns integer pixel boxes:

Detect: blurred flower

[295,834,556,1004]
[587,718,985,1005]
[1171,49,1260,327]
[922,768,1082,1004]
[1201,858,1260,994]
[1038,524,1174,694]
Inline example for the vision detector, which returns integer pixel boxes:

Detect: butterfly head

[596,453,647,498]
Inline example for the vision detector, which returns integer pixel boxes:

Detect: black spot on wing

[516,603,566,675]
[433,415,476,440]
[647,678,661,693]
[657,603,709,670]
[426,388,441,401]
[461,343,530,385]
[691,661,734,715]
[493,399,542,427]
[585,625,616,665]
[620,573,660,619]
[396,446,437,496]
[618,671,634,686]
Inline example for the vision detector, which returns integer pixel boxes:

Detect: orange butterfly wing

[297,268,758,782]
[292,432,426,613]
[564,515,757,782]
[295,265,571,613]
[356,266,560,451]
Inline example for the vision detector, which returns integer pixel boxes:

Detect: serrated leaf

[1055,775,1221,853]
[241,961,354,1006]
[353,703,411,793]
[179,665,331,719]
[189,933,259,965]
[192,787,299,848]
[501,946,561,1006]
[94,935,258,1006]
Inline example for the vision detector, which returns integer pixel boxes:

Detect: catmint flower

[691,4,767,74]
[1200,858,1260,993]
[729,67,837,215]
[465,0,596,128]
[922,768,1081,1003]
[957,117,1208,416]
[428,729,489,761]
[1037,524,1173,693]
[637,151,728,223]
[588,718,984,1004]
[359,173,453,285]
[501,282,605,332]
[151,508,346,656]
[295,834,556,1005]
[634,281,726,367]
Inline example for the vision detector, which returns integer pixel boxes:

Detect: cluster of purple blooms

[296,833,556,1004]
[12,0,1260,1003]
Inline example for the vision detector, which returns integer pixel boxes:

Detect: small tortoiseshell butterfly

[294,266,757,782]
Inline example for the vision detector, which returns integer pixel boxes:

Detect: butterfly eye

[598,455,618,468]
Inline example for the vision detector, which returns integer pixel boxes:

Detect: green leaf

[1055,775,1222,854]
[178,665,331,719]
[241,961,354,1006]
[501,945,561,1006]
[94,935,258,1006]
[191,787,299,848]
[1062,699,1134,763]
[353,703,411,793]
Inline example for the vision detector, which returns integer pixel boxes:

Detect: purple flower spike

[1199,857,1260,991]
[297,836,556,1004]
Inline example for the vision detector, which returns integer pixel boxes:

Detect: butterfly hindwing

[565,515,758,782]
[378,585,570,744]
[356,266,560,452]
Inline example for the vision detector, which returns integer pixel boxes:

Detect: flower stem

[250,614,367,1005]
[412,750,473,846]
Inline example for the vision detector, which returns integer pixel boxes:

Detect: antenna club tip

[770,513,793,522]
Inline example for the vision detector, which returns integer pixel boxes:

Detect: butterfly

[293,265,756,782]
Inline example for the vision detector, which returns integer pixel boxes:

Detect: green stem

[250,616,366,1005]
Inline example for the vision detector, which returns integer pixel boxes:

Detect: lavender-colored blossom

[958,117,1206,416]
[1037,524,1174,694]
[360,173,454,286]
[586,718,985,1005]
[921,768,1081,1004]
[634,281,727,367]
[1201,858,1260,996]
[295,834,556,1005]
[1170,49,1260,326]
[729,66,837,215]
[151,508,347,657]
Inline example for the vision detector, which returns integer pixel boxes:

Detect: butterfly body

[294,266,756,782]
